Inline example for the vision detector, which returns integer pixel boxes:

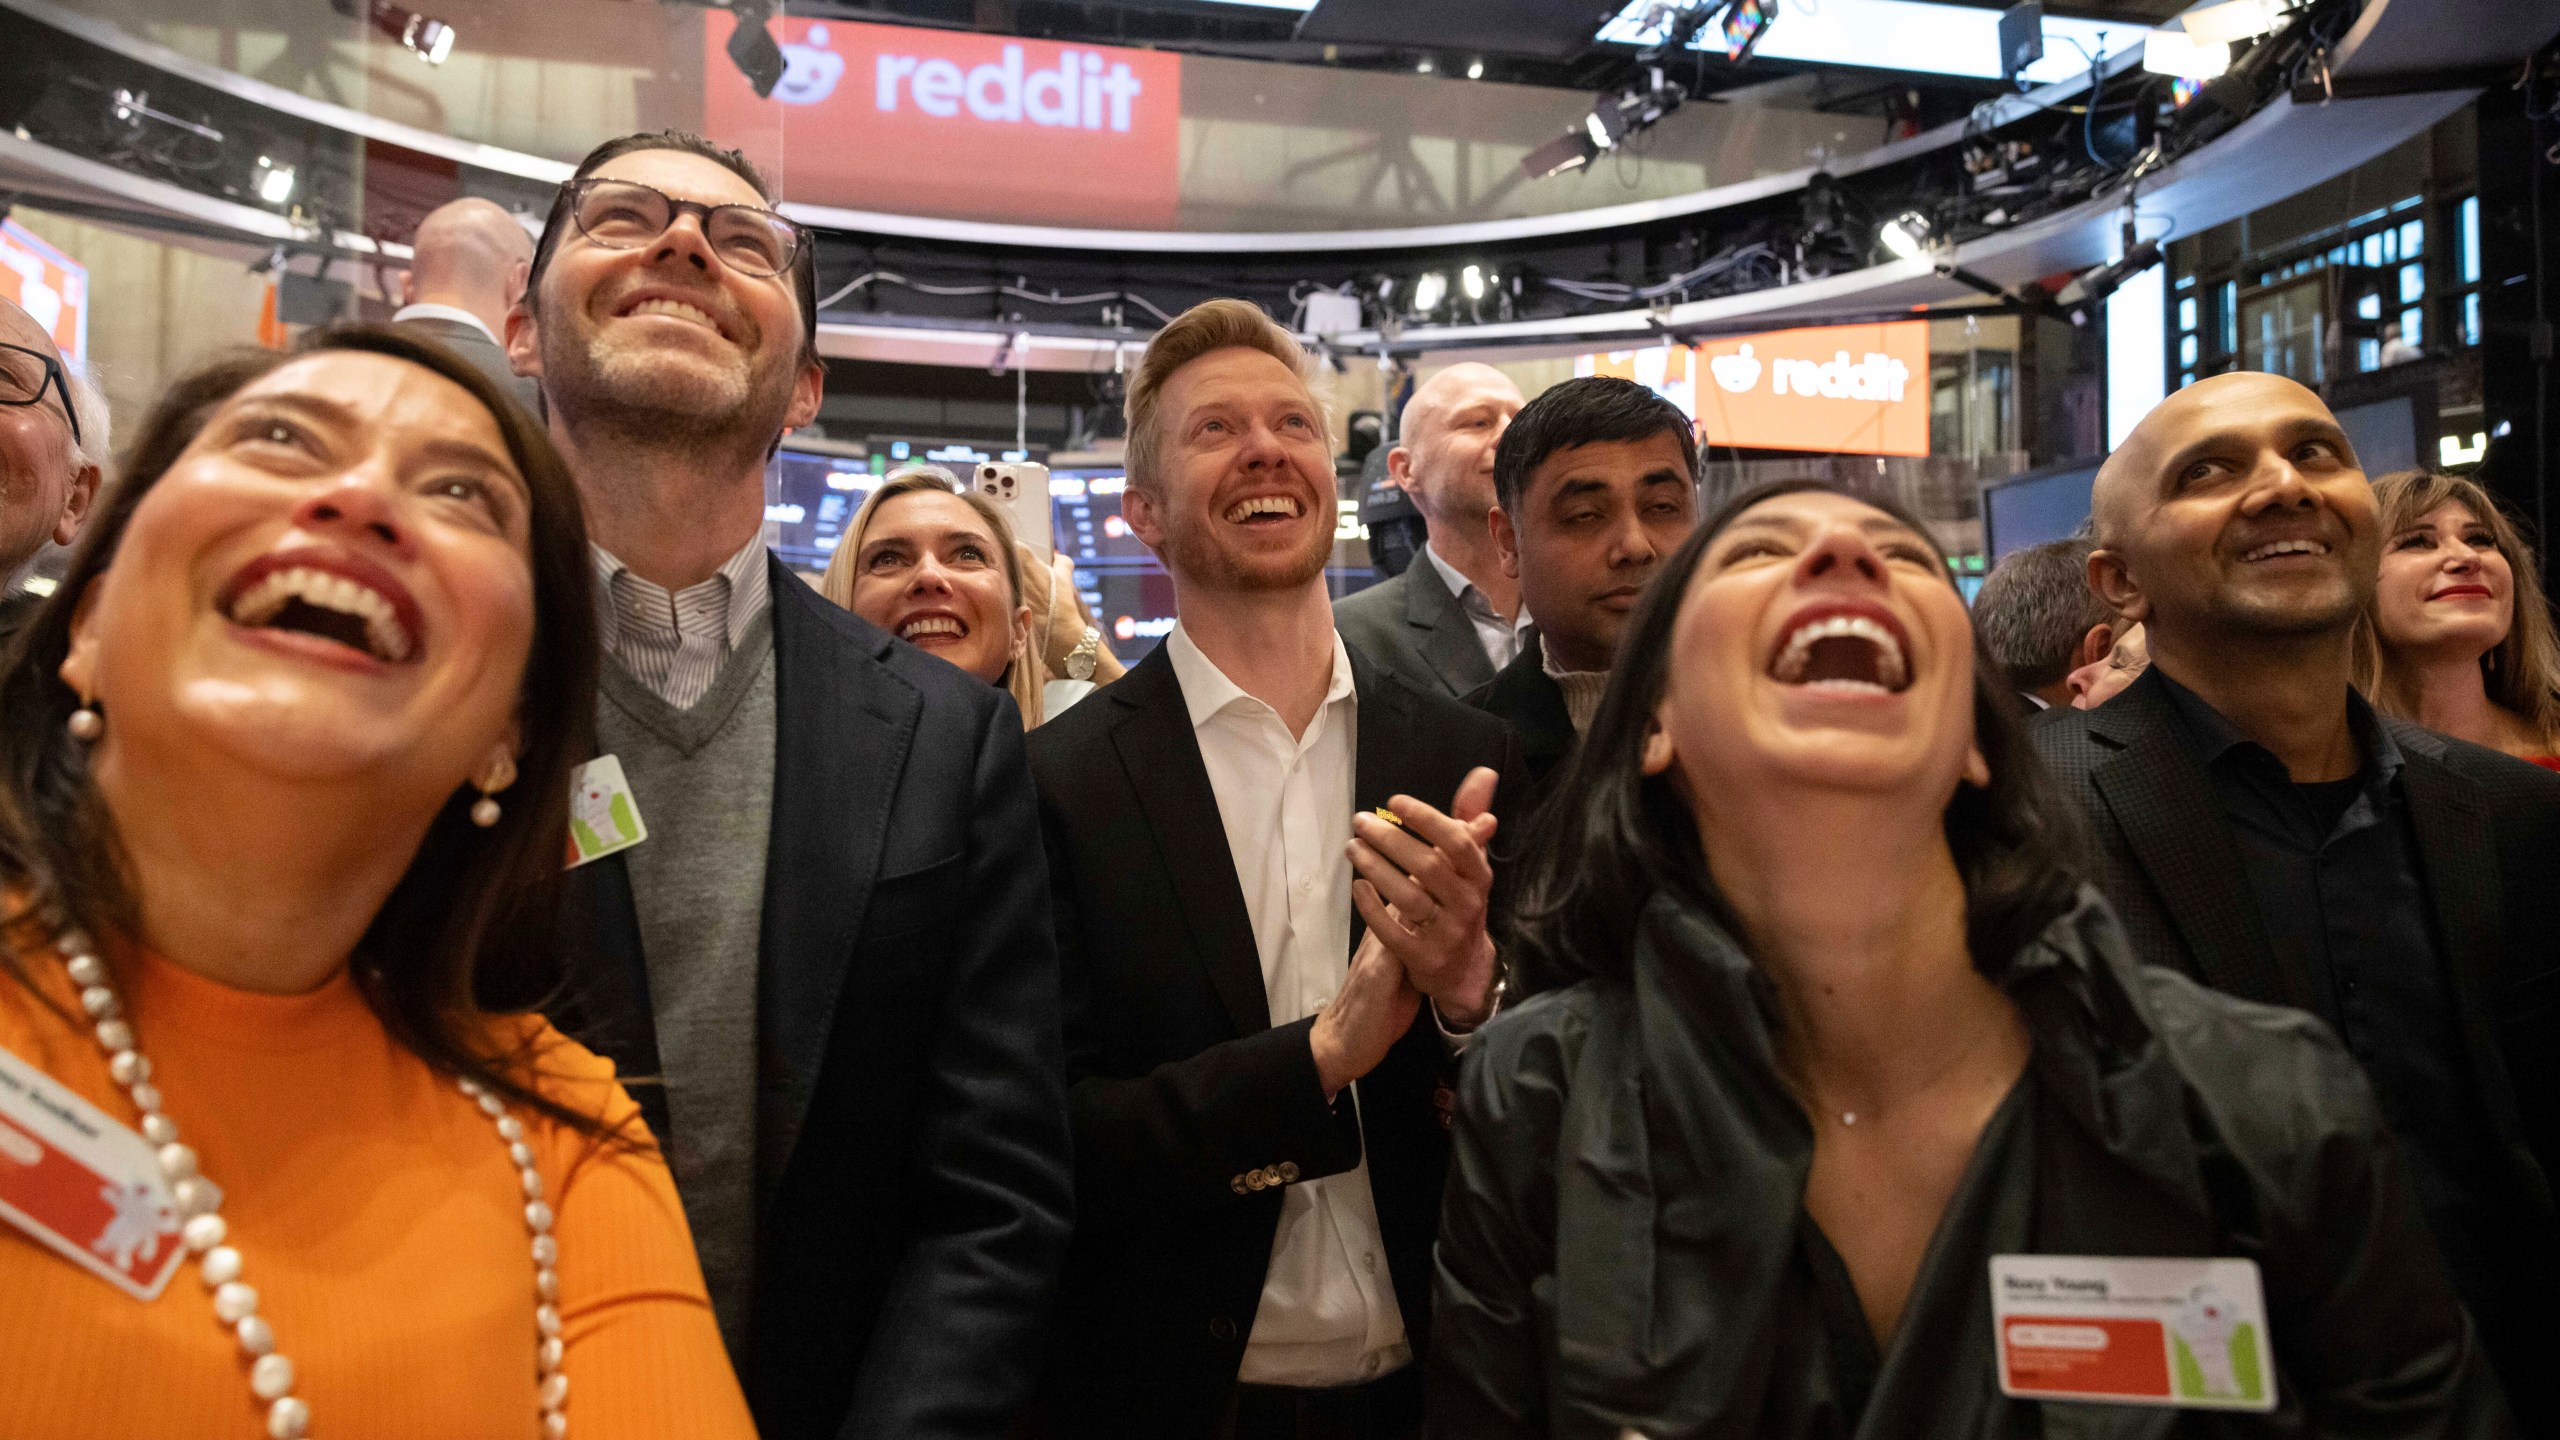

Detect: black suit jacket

[392,313,544,416]
[2028,668,2560,1408]
[558,557,1074,1440]
[1333,554,1496,699]
[1028,640,1521,1437]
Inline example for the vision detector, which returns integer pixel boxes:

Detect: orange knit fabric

[0,938,756,1440]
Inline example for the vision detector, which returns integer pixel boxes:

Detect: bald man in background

[2029,372,2560,1420]
[393,197,541,413]
[1334,364,1526,697]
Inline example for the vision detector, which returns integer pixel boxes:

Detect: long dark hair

[0,325,610,1136]
[1505,479,2090,998]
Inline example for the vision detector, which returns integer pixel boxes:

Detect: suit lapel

[1403,553,1494,695]
[2390,737,2532,1145]
[1351,648,1441,958]
[1109,646,1271,1037]
[758,559,918,1182]
[562,848,671,1144]
[2087,675,2293,1004]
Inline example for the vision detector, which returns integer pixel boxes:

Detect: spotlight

[1878,211,1932,260]
[725,0,787,99]
[2066,237,2166,314]
[2142,29,2230,80]
[253,155,297,207]
[1417,57,1436,74]
[1461,264,1487,301]
[1521,129,1602,179]
[2179,0,2289,45]
[1466,59,1485,80]
[1411,271,1448,314]
[329,0,458,65]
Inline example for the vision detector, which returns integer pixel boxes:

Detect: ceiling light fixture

[1467,59,1485,80]
[1412,271,1449,314]
[1878,211,1932,260]
[2141,28,2230,79]
[253,155,297,207]
[2178,0,2288,45]
[724,0,787,98]
[1461,264,1487,301]
[329,0,458,65]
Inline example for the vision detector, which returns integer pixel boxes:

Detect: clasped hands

[1310,766,1500,1100]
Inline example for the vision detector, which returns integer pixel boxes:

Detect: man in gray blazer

[391,196,542,415]
[1333,364,1526,696]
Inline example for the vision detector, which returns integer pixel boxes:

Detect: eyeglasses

[0,342,81,449]
[558,177,805,280]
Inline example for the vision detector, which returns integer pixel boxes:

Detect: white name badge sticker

[0,1042,206,1301]
[1990,1255,2275,1412]
[566,754,649,869]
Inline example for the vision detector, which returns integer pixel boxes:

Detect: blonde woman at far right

[2359,469,2560,769]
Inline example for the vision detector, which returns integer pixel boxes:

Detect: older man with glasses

[0,295,105,641]
[508,130,1072,1440]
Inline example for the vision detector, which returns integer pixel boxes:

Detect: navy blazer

[558,555,1074,1440]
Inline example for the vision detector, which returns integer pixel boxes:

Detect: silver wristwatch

[1063,627,1103,681]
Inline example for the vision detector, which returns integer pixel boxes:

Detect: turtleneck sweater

[0,928,754,1439]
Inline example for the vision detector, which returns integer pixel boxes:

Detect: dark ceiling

[779,0,2196,102]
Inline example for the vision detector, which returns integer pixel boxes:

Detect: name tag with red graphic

[0,1043,199,1301]
[1990,1255,2274,1411]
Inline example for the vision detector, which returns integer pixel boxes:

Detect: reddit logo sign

[774,27,848,106]
[1709,343,1762,394]
[1693,321,1930,457]
[706,15,1184,228]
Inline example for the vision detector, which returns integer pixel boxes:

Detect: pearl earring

[66,705,102,742]
[471,793,502,828]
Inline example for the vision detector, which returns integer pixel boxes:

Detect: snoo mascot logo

[774,25,848,105]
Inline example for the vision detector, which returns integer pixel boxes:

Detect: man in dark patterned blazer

[2029,371,2560,1422]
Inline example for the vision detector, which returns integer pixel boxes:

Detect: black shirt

[2153,671,2508,1328]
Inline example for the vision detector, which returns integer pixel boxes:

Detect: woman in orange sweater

[0,327,755,1439]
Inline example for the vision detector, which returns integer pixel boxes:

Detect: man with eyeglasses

[0,295,103,642]
[510,131,1072,1440]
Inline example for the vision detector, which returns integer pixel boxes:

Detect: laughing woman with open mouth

[1426,480,2510,1437]
[0,328,754,1439]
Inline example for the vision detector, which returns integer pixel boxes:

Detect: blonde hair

[821,464,1045,728]
[1122,298,1313,495]
[2355,468,2560,744]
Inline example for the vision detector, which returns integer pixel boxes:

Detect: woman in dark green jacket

[1428,480,2509,1438]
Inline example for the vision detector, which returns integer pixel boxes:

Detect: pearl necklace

[52,928,569,1439]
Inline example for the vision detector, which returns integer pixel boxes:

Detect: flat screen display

[1981,460,2100,562]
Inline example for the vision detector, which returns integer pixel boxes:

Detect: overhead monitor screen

[1053,470,1180,662]
[764,447,883,576]
[1981,460,2101,562]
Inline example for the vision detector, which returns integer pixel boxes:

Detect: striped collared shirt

[592,535,772,710]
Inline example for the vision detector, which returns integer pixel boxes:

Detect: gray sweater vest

[593,608,776,1364]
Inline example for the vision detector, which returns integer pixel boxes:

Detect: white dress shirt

[1423,542,1531,672]
[1164,623,1413,1389]
[593,535,773,710]
[389,301,503,345]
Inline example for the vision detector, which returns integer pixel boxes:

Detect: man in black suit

[2030,371,2559,1420]
[1032,300,1519,1439]
[1470,375,1699,812]
[391,197,543,415]
[1333,364,1526,697]
[515,130,1072,1440]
